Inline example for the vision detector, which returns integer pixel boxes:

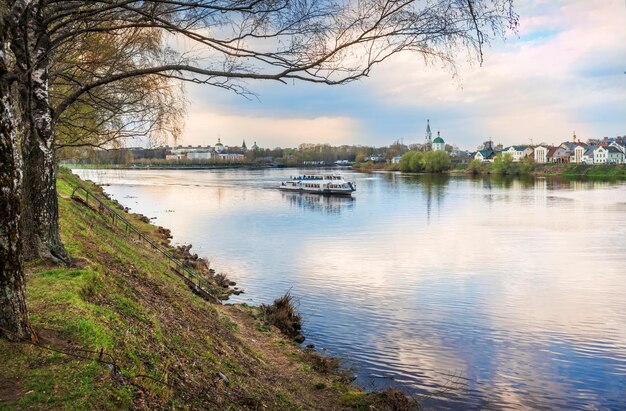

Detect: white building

[609,141,626,155]
[187,151,212,160]
[607,146,625,164]
[593,146,609,164]
[214,138,225,153]
[217,153,245,161]
[474,149,496,162]
[534,146,550,163]
[582,147,596,164]
[166,153,186,160]
[571,145,587,164]
[592,146,624,164]
[502,145,533,162]
[432,132,445,151]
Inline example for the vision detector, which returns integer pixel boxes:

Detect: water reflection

[73,168,626,410]
[281,192,355,214]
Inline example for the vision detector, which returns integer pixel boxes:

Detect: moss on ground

[1,170,408,410]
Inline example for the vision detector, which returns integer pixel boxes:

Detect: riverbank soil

[0,171,415,410]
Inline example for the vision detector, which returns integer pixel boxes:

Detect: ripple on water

[73,169,626,410]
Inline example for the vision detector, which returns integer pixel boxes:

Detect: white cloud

[178,0,626,149]
[364,0,626,146]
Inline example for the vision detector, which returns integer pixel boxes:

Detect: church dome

[214,137,225,153]
[433,136,444,144]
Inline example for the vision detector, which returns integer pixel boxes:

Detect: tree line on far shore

[399,151,453,173]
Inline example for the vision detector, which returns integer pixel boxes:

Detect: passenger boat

[279,174,356,195]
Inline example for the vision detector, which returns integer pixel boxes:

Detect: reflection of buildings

[281,192,355,214]
[401,174,449,224]
[420,174,448,223]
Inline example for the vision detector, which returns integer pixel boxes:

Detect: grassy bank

[354,159,626,179]
[454,162,626,178]
[0,170,413,410]
[560,164,626,178]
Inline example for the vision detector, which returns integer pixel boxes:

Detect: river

[73,168,626,410]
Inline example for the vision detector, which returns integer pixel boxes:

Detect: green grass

[1,169,382,409]
[563,164,626,178]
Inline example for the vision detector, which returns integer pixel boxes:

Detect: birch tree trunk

[13,2,69,264]
[0,2,34,342]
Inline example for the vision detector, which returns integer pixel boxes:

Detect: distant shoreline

[67,162,626,179]
[352,162,626,179]
[63,163,275,170]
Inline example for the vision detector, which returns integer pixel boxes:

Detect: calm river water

[73,168,626,410]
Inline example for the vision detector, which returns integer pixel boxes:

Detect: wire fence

[69,182,220,304]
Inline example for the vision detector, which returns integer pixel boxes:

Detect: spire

[424,119,432,146]
[242,139,247,149]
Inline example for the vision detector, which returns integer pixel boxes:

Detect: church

[424,120,446,151]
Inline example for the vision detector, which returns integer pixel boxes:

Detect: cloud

[364,0,626,146]
[176,0,626,149]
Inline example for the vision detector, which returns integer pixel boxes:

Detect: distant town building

[475,149,496,162]
[365,155,385,163]
[432,131,445,151]
[424,119,432,147]
[609,141,626,157]
[166,153,186,160]
[607,146,625,164]
[187,151,212,160]
[502,145,533,162]
[215,138,225,153]
[217,153,245,161]
[594,146,625,164]
[582,146,596,164]
[570,143,587,163]
[533,145,553,164]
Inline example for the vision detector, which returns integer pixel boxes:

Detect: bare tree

[14,0,516,263]
[1,0,517,339]
[52,27,186,151]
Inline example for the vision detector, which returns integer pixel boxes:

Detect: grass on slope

[0,170,413,410]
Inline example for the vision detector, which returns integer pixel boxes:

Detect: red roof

[547,146,560,157]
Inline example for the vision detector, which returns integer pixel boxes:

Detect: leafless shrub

[260,292,304,343]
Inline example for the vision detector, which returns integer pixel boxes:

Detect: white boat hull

[279,174,356,196]
[279,186,354,196]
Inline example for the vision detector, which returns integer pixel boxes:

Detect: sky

[170,0,626,151]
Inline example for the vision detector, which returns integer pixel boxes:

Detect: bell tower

[424,119,432,146]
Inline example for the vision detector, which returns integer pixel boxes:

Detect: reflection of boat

[279,174,356,195]
[281,191,354,213]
